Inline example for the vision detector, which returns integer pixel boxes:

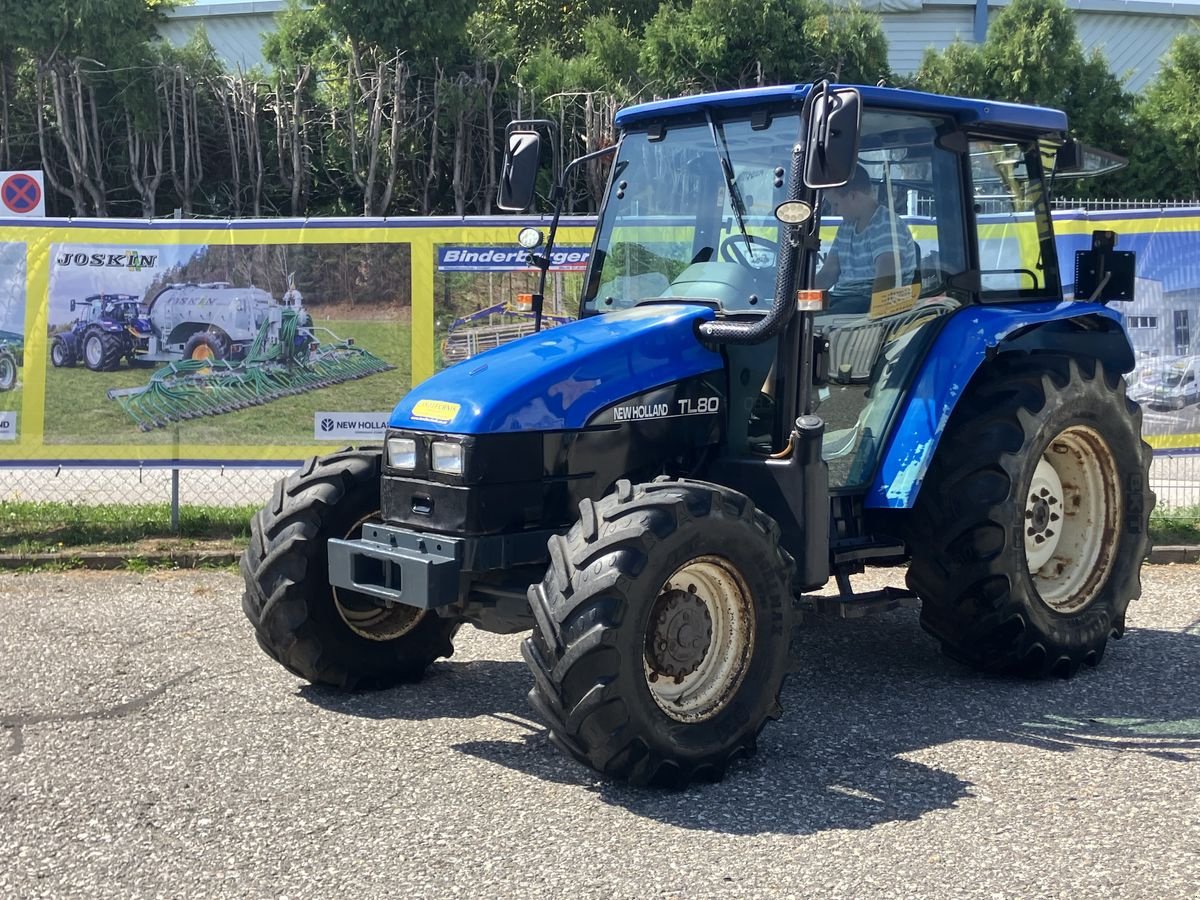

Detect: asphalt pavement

[1,565,1197,898]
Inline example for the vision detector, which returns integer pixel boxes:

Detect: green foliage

[640,0,889,93]
[471,0,653,59]
[321,0,473,63]
[7,0,1199,214]
[7,0,168,65]
[914,0,1133,153]
[520,14,642,99]
[263,0,341,73]
[1130,29,1200,199]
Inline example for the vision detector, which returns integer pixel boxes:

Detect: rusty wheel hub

[645,588,713,680]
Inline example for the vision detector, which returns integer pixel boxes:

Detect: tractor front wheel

[906,354,1153,678]
[241,449,460,689]
[523,478,795,787]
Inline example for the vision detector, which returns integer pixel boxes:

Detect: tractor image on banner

[44,241,407,445]
[238,83,1153,787]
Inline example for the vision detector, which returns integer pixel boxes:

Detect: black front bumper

[327,521,556,609]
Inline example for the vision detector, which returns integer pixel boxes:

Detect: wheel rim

[1025,425,1122,613]
[644,556,756,723]
[332,512,425,641]
[51,344,63,365]
[85,337,102,367]
[0,359,13,388]
[191,343,214,361]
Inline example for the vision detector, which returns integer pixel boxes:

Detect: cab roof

[613,84,1068,135]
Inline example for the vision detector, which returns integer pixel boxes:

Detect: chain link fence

[0,449,1196,552]
[0,464,297,551]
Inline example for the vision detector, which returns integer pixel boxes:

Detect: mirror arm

[532,143,617,332]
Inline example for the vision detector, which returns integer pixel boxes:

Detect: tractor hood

[390,304,723,434]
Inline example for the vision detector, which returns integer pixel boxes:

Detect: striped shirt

[830,206,917,306]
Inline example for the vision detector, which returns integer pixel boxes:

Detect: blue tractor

[241,84,1153,786]
[51,294,149,371]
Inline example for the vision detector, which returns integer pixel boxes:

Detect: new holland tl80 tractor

[242,84,1152,787]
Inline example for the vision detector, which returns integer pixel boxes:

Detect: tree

[914,0,1133,156]
[11,0,174,215]
[321,0,474,66]
[469,0,654,60]
[640,0,889,94]
[1131,30,1200,199]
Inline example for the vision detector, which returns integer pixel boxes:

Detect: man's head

[827,164,876,222]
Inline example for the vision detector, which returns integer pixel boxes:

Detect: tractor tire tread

[241,448,458,690]
[523,477,794,787]
[905,352,1153,679]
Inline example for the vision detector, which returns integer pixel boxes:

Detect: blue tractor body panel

[865,301,1129,509]
[615,84,1067,133]
[390,304,723,435]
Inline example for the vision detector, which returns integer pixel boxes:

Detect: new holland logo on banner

[437,246,590,272]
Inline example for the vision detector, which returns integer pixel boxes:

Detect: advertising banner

[1055,209,1200,451]
[0,211,1197,465]
[0,217,594,464]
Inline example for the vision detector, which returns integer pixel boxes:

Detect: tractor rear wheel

[241,449,460,689]
[523,478,794,787]
[82,329,125,372]
[50,335,76,368]
[183,331,231,362]
[906,353,1153,678]
[0,347,16,391]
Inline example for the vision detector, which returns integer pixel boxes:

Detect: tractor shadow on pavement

[447,609,1200,836]
[299,656,535,722]
[295,607,1200,836]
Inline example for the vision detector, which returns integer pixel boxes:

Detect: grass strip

[0,500,257,555]
[0,499,1197,559]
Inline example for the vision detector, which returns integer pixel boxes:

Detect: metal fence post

[171,468,181,533]
[170,207,183,535]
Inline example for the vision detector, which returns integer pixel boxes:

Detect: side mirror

[803,87,862,189]
[70,299,76,312]
[1056,139,1083,173]
[497,130,542,211]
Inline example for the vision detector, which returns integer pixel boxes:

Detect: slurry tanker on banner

[0,211,1195,465]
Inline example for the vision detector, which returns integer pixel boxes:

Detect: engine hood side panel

[390,305,724,435]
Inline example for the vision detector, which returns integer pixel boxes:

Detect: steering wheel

[720,234,779,269]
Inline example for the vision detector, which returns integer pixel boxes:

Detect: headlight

[430,440,463,475]
[386,437,417,470]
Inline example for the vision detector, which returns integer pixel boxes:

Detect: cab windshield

[582,109,800,315]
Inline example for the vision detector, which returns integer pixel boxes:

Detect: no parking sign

[0,171,45,217]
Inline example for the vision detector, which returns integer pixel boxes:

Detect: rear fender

[865,302,1131,509]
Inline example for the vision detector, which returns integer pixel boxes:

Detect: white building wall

[159,1,285,72]
[1074,13,1195,92]
[880,8,978,74]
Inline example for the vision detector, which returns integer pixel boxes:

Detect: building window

[1128,316,1158,329]
[1174,310,1190,355]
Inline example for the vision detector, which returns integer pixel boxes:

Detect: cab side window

[969,139,1060,298]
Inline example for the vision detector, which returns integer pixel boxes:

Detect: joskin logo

[55,250,159,271]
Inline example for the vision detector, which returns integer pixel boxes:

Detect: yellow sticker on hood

[411,399,461,425]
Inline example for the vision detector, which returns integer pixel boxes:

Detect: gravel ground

[1,565,1197,899]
